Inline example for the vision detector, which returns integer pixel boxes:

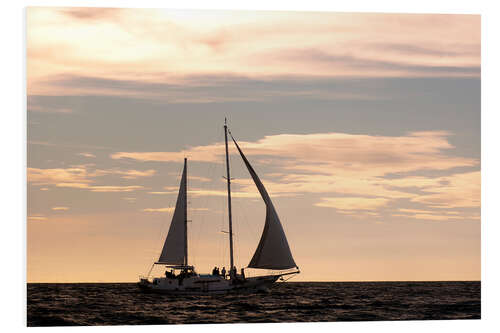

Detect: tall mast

[224,118,235,274]
[183,157,188,266]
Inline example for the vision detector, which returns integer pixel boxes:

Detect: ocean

[27,281,480,326]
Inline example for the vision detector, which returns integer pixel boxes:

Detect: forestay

[157,159,187,265]
[231,135,297,270]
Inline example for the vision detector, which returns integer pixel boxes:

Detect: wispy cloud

[143,207,210,213]
[28,214,47,221]
[55,183,144,192]
[368,42,479,57]
[28,104,73,113]
[142,207,175,213]
[58,8,123,21]
[280,49,479,77]
[28,167,96,185]
[27,166,154,193]
[78,152,96,158]
[315,197,390,211]
[28,166,156,185]
[393,210,480,221]
[113,169,156,179]
[51,206,69,211]
[189,189,260,199]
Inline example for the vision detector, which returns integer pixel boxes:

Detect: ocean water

[27,281,480,326]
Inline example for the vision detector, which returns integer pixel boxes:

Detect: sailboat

[138,120,299,294]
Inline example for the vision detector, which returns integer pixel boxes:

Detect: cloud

[189,189,260,199]
[51,206,69,211]
[398,208,461,215]
[315,197,390,211]
[87,185,142,193]
[369,42,479,57]
[148,188,261,198]
[410,171,480,208]
[58,8,123,21]
[31,73,389,103]
[28,166,156,189]
[28,94,73,113]
[111,145,224,163]
[185,175,211,182]
[27,9,479,96]
[281,49,480,77]
[112,130,479,212]
[28,215,47,221]
[28,104,73,113]
[55,183,144,192]
[393,211,480,222]
[143,207,210,213]
[113,169,156,179]
[28,167,95,185]
[143,207,175,213]
[78,152,96,158]
[112,131,476,173]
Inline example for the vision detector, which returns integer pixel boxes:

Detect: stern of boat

[138,277,153,292]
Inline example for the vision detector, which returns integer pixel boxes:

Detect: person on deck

[240,268,245,281]
[221,267,226,279]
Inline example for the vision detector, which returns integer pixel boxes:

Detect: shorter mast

[184,157,188,266]
[224,119,235,274]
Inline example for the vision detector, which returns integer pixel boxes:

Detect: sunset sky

[27,7,480,282]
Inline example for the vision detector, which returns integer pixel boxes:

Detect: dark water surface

[27,281,480,326]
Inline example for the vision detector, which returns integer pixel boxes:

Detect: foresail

[158,159,187,265]
[231,135,297,270]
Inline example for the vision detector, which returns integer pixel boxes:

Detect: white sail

[157,159,187,265]
[231,136,297,270]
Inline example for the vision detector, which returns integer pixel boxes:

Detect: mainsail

[231,135,297,270]
[157,158,187,265]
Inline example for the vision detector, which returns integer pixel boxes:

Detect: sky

[26,7,480,282]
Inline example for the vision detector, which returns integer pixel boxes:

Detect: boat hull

[138,274,280,295]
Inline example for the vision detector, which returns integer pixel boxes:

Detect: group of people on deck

[212,266,245,281]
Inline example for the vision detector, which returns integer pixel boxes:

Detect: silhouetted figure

[165,269,176,279]
[221,267,226,279]
[212,266,217,275]
[240,268,245,281]
[231,266,237,279]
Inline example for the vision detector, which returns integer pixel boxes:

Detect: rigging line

[193,124,225,270]
[235,197,255,269]
[190,138,218,269]
[146,263,155,278]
